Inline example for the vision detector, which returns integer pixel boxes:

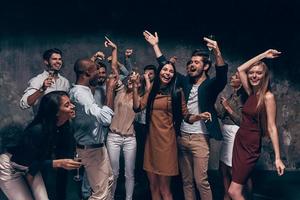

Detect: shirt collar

[72,84,92,92]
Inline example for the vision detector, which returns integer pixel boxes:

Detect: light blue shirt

[69,84,114,145]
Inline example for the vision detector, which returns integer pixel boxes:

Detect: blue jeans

[106,133,137,200]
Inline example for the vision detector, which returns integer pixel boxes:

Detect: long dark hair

[27,91,69,147]
[145,62,183,135]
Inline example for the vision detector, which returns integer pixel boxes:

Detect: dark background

[1,0,300,84]
[0,1,300,199]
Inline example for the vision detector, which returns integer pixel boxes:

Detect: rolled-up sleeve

[87,104,114,126]
[19,77,43,109]
[74,90,114,126]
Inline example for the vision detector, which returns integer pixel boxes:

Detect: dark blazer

[157,55,228,140]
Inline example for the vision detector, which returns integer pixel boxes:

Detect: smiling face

[45,53,63,71]
[187,56,209,78]
[159,64,175,85]
[247,64,265,88]
[56,95,75,123]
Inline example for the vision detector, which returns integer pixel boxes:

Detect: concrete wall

[0,32,299,170]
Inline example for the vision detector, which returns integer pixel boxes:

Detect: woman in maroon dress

[228,49,285,200]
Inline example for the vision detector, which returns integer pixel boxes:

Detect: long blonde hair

[247,61,270,111]
[247,61,271,136]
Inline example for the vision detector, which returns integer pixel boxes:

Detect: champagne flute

[73,153,82,182]
[207,34,216,51]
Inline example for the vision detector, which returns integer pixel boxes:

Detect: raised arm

[104,36,118,76]
[264,92,285,176]
[107,48,133,79]
[131,72,142,111]
[105,74,117,110]
[131,72,150,112]
[203,37,225,66]
[90,51,105,62]
[237,49,281,95]
[143,30,163,58]
[124,49,133,73]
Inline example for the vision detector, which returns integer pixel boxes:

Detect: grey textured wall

[0,32,299,170]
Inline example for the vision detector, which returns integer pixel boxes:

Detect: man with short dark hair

[20,48,70,113]
[80,48,134,199]
[69,38,118,200]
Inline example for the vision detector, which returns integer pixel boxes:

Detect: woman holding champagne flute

[0,91,81,200]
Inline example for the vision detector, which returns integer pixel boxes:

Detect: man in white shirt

[20,48,70,113]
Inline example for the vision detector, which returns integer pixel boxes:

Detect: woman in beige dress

[131,41,211,200]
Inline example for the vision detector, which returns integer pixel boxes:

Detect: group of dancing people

[0,31,285,200]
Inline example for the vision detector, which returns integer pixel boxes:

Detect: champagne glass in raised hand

[207,34,216,51]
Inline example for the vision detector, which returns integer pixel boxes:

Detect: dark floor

[1,170,300,200]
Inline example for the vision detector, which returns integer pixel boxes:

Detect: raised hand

[91,51,105,62]
[107,55,112,63]
[41,76,54,91]
[203,36,225,65]
[104,36,117,49]
[143,30,159,46]
[144,71,152,92]
[264,49,281,59]
[125,49,133,58]
[169,56,178,64]
[106,73,118,91]
[203,37,219,52]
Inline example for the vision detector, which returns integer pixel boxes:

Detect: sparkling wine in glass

[73,153,82,182]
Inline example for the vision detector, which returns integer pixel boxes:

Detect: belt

[76,143,104,149]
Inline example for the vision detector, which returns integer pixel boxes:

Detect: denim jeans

[0,153,49,200]
[81,170,91,199]
[106,132,137,200]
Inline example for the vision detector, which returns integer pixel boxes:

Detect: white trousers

[106,133,136,200]
[0,153,48,200]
